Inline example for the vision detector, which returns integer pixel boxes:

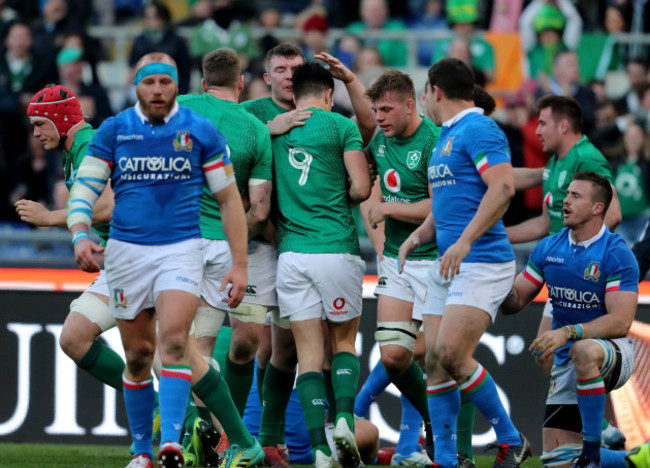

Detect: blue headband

[133,62,178,85]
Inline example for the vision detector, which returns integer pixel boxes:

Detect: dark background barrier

[1,290,647,453]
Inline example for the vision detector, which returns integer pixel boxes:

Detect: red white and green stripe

[606,275,621,292]
[523,261,544,288]
[161,365,192,382]
[123,375,154,390]
[203,155,225,173]
[577,375,605,396]
[459,364,489,395]
[473,152,489,175]
[427,380,459,397]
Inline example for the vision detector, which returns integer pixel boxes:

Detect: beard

[136,88,177,124]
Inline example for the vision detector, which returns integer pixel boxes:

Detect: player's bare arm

[439,162,514,280]
[245,179,272,239]
[499,271,543,316]
[368,198,431,228]
[360,178,386,257]
[16,181,115,228]
[315,52,376,146]
[266,109,313,136]
[213,182,248,308]
[513,167,544,191]
[605,185,622,231]
[506,202,551,244]
[398,212,436,273]
[344,149,372,204]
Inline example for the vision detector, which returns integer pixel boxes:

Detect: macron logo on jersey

[117,134,144,141]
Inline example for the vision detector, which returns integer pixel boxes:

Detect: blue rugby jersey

[523,226,639,365]
[428,109,514,263]
[88,102,230,245]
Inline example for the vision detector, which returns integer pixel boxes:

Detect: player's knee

[230,335,259,362]
[437,345,464,380]
[375,321,418,375]
[157,331,189,362]
[124,342,155,374]
[569,341,601,373]
[379,347,411,375]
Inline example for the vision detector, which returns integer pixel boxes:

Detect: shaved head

[134,52,176,72]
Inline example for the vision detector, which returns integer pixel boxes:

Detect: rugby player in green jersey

[16,85,124,395]
[273,62,371,468]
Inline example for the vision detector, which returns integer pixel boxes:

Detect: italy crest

[173,131,193,152]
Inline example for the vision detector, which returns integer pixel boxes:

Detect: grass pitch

[0,443,543,467]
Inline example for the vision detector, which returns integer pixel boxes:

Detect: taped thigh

[194,305,227,338]
[69,292,116,332]
[375,321,420,351]
[228,303,267,325]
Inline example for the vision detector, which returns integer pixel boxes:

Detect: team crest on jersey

[113,289,128,308]
[377,145,386,158]
[173,131,193,152]
[384,169,401,193]
[441,137,454,156]
[558,170,568,188]
[584,261,601,282]
[406,150,421,169]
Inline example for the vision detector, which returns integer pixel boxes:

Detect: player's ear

[406,98,416,112]
[201,78,207,93]
[238,75,244,92]
[263,73,271,85]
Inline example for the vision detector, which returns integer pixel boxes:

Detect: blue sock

[354,361,390,418]
[159,365,192,446]
[600,448,626,468]
[459,364,521,445]
[427,381,460,468]
[123,375,155,460]
[396,394,423,455]
[577,374,606,463]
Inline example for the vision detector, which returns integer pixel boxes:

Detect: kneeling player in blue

[500,172,639,468]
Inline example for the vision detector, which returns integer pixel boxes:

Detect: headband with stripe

[133,62,179,85]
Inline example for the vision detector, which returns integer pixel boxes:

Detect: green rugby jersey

[368,117,440,260]
[273,108,363,255]
[543,135,614,235]
[241,96,289,125]
[178,93,273,240]
[65,123,110,246]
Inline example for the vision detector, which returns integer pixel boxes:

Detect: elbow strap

[66,156,111,229]
[203,153,235,194]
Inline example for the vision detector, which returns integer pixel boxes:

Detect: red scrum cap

[27,85,84,140]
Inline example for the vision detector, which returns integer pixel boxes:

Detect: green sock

[331,352,360,430]
[457,391,476,461]
[602,419,610,430]
[76,341,125,391]
[259,363,295,447]
[197,405,211,422]
[296,372,330,458]
[183,396,201,433]
[223,354,255,417]
[323,369,336,420]
[391,361,429,420]
[256,365,266,405]
[193,366,254,448]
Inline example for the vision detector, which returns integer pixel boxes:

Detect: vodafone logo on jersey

[330,297,348,316]
[384,169,401,193]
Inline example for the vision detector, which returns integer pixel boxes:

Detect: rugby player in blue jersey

[399,58,531,468]
[500,171,638,468]
[65,52,261,468]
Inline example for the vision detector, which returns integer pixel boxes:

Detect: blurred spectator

[8,132,57,219]
[591,99,625,159]
[348,0,408,67]
[301,14,329,61]
[30,0,78,66]
[536,50,597,136]
[613,57,649,116]
[56,46,112,128]
[406,0,448,66]
[499,93,531,225]
[292,0,327,30]
[589,79,608,104]
[633,82,650,134]
[519,0,582,79]
[60,31,106,86]
[188,1,258,77]
[354,46,384,89]
[447,36,487,86]
[327,0,361,28]
[239,76,270,103]
[432,0,495,82]
[129,0,191,94]
[489,0,523,32]
[0,0,17,41]
[593,4,628,79]
[257,7,281,60]
[619,0,650,63]
[611,123,650,245]
[333,34,361,70]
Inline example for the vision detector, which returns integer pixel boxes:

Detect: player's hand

[367,160,378,184]
[367,204,387,229]
[438,238,471,281]
[15,199,52,227]
[74,238,104,273]
[268,109,313,136]
[398,234,420,274]
[220,263,247,309]
[529,328,567,361]
[314,52,355,84]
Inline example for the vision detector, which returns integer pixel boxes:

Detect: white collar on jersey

[568,224,606,249]
[442,107,484,127]
[134,101,179,125]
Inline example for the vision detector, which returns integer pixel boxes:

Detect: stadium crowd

[4,1,650,468]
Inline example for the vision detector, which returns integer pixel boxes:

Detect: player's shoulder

[575,137,606,161]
